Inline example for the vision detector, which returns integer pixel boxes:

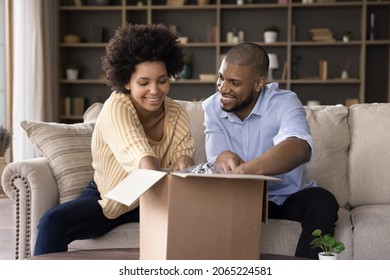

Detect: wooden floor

[0,196,16,260]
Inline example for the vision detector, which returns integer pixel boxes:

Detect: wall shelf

[57,0,390,122]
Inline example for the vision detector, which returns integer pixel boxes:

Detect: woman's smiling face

[127,61,170,112]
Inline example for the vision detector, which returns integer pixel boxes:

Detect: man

[202,42,339,259]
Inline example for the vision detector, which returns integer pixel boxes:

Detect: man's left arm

[231,136,311,175]
[233,97,312,175]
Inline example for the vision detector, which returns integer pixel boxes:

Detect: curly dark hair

[101,23,186,94]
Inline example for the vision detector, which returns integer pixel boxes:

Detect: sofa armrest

[2,157,59,259]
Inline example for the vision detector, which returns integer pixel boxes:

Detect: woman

[33,23,195,255]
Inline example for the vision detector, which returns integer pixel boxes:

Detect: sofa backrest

[305,105,350,208]
[348,104,390,207]
[174,100,206,164]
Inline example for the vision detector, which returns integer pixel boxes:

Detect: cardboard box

[106,169,277,260]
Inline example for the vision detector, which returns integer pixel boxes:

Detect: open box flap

[105,169,167,206]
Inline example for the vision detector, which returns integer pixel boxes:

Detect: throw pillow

[20,120,95,204]
[305,105,349,208]
[83,102,103,123]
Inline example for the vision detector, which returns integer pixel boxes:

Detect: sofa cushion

[351,204,390,259]
[174,100,206,164]
[83,102,103,122]
[349,104,390,207]
[260,208,352,259]
[20,120,95,203]
[305,105,350,208]
[69,222,140,250]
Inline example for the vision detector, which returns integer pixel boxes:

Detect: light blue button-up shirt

[202,82,317,205]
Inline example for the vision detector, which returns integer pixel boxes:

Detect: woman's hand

[171,155,195,172]
[139,156,160,171]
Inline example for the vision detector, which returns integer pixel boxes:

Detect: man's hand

[214,151,244,174]
[171,155,195,172]
[214,137,311,176]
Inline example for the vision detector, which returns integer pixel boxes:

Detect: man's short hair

[225,43,269,77]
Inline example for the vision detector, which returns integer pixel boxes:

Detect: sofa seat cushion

[333,207,353,260]
[260,219,301,256]
[305,105,350,208]
[352,204,390,259]
[69,222,140,251]
[21,120,95,203]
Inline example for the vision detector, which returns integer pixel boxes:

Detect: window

[0,0,5,123]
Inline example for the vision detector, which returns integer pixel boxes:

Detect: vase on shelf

[341,70,349,79]
[66,69,79,80]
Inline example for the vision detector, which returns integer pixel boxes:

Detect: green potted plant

[342,30,353,42]
[263,25,280,43]
[310,229,345,260]
[0,125,12,158]
[178,53,193,79]
[0,125,12,197]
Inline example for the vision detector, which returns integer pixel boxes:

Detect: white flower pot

[264,31,278,43]
[66,69,79,80]
[341,70,349,79]
[318,252,338,260]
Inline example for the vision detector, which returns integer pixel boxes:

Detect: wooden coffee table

[27,248,307,260]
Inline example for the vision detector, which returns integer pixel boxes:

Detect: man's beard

[221,91,256,113]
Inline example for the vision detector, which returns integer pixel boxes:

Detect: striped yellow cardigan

[91,92,194,219]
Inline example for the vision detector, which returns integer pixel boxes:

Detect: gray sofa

[3,101,390,260]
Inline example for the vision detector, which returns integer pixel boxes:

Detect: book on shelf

[312,35,336,42]
[281,61,288,80]
[291,24,296,42]
[309,28,332,34]
[64,97,85,116]
[309,28,335,42]
[319,60,328,80]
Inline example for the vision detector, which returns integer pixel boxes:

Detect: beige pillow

[20,120,95,203]
[305,105,350,208]
[174,100,206,164]
[83,102,103,122]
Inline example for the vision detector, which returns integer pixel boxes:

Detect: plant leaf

[332,241,345,254]
[312,229,322,237]
[322,235,335,247]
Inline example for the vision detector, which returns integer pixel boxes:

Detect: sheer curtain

[11,0,57,161]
